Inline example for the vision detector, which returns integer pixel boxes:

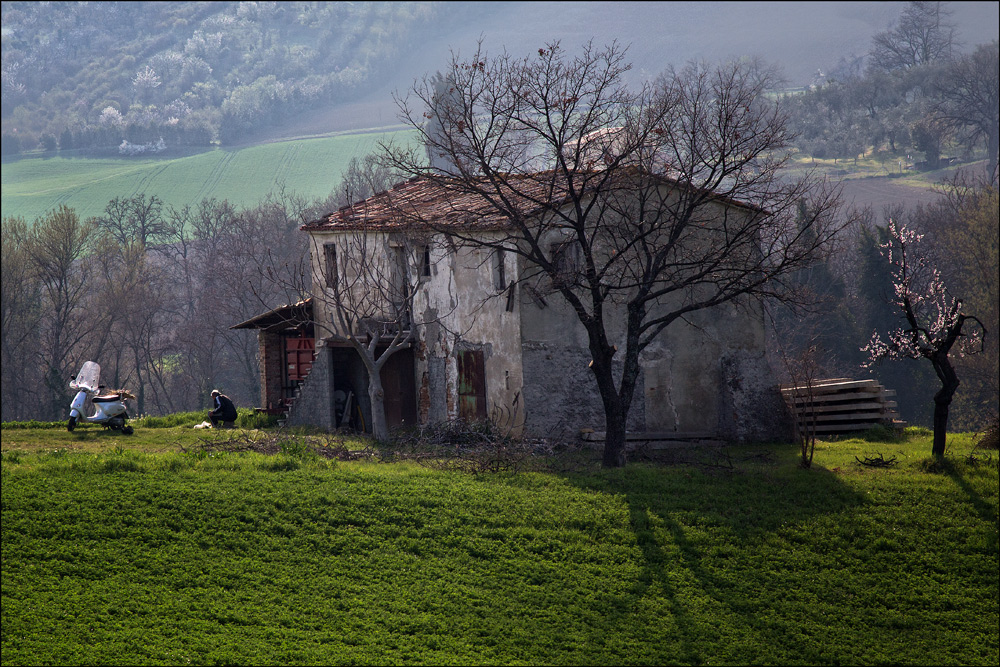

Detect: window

[493,248,506,291]
[550,240,579,285]
[323,244,338,290]
[419,244,432,280]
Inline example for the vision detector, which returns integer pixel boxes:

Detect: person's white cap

[211,389,220,396]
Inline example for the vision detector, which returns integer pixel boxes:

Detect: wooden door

[380,348,417,428]
[457,350,487,421]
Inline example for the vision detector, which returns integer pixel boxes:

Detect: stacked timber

[780,378,906,436]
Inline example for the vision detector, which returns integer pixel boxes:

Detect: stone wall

[285,345,336,430]
[520,341,645,438]
[718,351,795,442]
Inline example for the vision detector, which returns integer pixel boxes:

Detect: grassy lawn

[2,425,997,666]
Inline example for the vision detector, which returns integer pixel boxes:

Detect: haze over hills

[2,1,997,221]
[277,1,1000,138]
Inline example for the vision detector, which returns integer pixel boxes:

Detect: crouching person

[209,389,238,428]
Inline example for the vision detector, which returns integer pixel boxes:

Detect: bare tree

[95,193,168,249]
[96,239,172,416]
[863,219,986,456]
[265,228,443,441]
[776,341,824,469]
[382,41,851,467]
[20,206,106,419]
[217,188,312,405]
[934,41,999,183]
[870,1,957,72]
[1,217,43,420]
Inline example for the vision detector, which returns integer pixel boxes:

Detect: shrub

[388,419,532,474]
[39,133,57,151]
[974,414,999,450]
[236,408,280,430]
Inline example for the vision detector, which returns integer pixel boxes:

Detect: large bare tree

[870,1,957,72]
[382,41,851,467]
[17,206,107,419]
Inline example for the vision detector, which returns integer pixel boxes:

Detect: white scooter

[67,360,134,434]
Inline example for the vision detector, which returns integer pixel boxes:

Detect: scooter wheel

[122,425,134,435]
[67,416,77,432]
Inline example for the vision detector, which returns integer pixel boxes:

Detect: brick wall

[260,331,284,410]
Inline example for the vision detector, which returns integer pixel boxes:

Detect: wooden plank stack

[780,378,906,436]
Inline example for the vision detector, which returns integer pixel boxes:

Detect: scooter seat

[93,395,120,403]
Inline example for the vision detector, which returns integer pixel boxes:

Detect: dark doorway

[458,350,487,421]
[381,347,418,428]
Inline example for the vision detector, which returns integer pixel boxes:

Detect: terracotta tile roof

[301,174,558,232]
[301,170,763,233]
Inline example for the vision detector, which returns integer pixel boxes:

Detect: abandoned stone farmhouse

[234,172,790,442]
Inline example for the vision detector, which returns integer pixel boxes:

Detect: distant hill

[1,130,416,224]
[4,2,996,152]
[267,1,1000,141]
[1,1,478,152]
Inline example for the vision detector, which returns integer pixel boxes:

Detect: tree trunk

[588,312,645,469]
[931,354,960,457]
[602,402,628,468]
[368,371,389,442]
[590,348,628,468]
[932,394,951,457]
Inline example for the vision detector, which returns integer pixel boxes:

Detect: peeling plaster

[299,226,787,443]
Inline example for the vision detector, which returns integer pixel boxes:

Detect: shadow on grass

[940,457,1000,527]
[561,443,867,663]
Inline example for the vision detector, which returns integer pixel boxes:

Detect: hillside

[3,2,996,153]
[0,1,474,152]
[1,129,416,224]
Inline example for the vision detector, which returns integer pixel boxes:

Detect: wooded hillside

[0,1,482,153]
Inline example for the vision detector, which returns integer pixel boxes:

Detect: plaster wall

[413,235,524,433]
[306,230,524,434]
[285,346,336,430]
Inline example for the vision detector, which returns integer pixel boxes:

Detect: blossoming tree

[863,219,986,456]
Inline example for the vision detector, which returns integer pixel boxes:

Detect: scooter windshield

[70,361,101,392]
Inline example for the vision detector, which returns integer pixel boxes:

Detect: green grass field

[2,424,997,666]
[1,129,417,225]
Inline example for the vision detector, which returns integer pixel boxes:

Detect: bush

[388,419,532,474]
[39,133,57,151]
[859,424,903,443]
[975,415,999,450]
